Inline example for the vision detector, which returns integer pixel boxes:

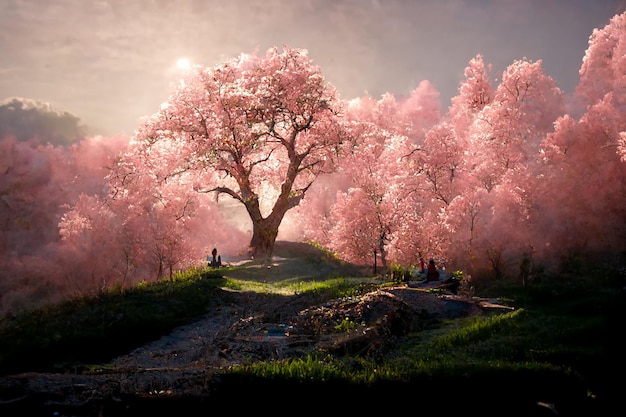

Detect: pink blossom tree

[440,57,565,278]
[324,132,418,271]
[0,134,128,313]
[575,12,626,108]
[292,84,441,271]
[466,59,564,192]
[448,54,495,149]
[527,13,626,270]
[535,96,626,265]
[449,54,494,125]
[417,123,463,206]
[119,46,353,261]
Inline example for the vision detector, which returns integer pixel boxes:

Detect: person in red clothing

[426,259,440,281]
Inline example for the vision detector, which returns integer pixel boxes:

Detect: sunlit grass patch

[221,276,378,298]
[430,309,525,350]
[226,299,605,387]
[223,344,578,391]
[229,354,351,382]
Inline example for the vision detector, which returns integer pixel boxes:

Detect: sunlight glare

[176,58,191,71]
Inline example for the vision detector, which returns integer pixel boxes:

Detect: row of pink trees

[293,13,626,279]
[1,13,625,314]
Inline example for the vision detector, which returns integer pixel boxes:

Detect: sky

[1,0,625,136]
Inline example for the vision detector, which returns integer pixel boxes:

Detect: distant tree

[0,135,127,260]
[396,80,442,144]
[535,96,626,264]
[468,58,564,191]
[293,85,441,269]
[0,134,128,313]
[441,58,565,277]
[325,132,416,270]
[59,176,243,288]
[450,54,494,116]
[448,54,494,140]
[418,123,462,206]
[0,138,68,258]
[444,187,492,273]
[527,13,626,269]
[0,97,87,146]
[117,46,352,260]
[575,12,626,108]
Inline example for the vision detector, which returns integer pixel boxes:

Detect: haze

[1,0,624,135]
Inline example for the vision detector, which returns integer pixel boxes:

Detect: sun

[176,58,191,71]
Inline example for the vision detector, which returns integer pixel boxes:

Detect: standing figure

[210,247,218,267]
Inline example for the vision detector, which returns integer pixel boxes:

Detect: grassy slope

[0,242,624,415]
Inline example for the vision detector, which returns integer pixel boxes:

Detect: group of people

[419,255,441,282]
[391,256,442,283]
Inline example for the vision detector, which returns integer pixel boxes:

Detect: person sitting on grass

[427,259,440,282]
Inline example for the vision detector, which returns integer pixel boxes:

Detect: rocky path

[0,270,511,416]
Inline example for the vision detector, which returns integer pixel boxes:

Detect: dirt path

[0,244,513,415]
[109,279,501,372]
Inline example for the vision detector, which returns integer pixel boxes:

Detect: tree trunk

[247,215,282,262]
[238,143,307,262]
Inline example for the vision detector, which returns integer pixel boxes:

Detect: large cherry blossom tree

[118,46,352,260]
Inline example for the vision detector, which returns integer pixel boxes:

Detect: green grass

[0,268,227,374]
[0,260,623,414]
[0,267,376,375]
[216,274,624,413]
[224,308,592,383]
[221,275,377,298]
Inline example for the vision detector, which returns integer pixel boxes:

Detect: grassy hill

[0,241,624,416]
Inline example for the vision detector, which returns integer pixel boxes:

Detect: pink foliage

[0,135,128,312]
[576,13,626,107]
[129,46,352,259]
[535,92,626,263]
[4,13,626,313]
[451,54,494,115]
